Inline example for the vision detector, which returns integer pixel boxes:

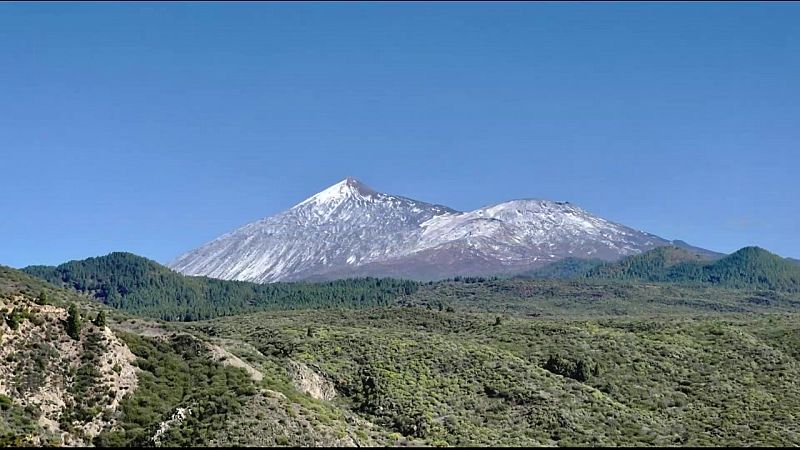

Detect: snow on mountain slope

[169,178,455,282]
[169,177,687,282]
[417,199,665,262]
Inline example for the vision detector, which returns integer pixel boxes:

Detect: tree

[494,316,503,326]
[544,354,570,377]
[67,303,82,340]
[543,354,591,382]
[36,291,49,305]
[572,360,589,382]
[6,307,24,330]
[93,310,107,328]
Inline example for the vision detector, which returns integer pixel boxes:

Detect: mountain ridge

[169,177,719,283]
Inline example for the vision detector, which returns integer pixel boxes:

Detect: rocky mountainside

[0,267,138,446]
[1,265,394,447]
[170,177,716,282]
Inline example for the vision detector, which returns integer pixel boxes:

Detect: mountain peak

[295,177,377,208]
[341,176,376,194]
[170,178,716,283]
[342,176,360,185]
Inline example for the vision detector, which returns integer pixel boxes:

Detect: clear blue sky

[2,2,798,268]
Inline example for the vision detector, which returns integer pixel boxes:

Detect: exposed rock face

[287,360,336,401]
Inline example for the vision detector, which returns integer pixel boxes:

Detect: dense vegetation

[94,333,257,447]
[399,277,800,317]
[20,246,800,324]
[185,307,800,446]
[24,252,418,320]
[514,257,605,280]
[5,251,800,446]
[586,246,800,291]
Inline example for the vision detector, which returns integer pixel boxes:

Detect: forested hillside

[21,247,800,322]
[23,253,419,320]
[585,246,800,291]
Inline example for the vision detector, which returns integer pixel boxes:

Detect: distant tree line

[23,252,420,321]
[585,246,800,292]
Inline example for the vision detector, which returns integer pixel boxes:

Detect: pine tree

[592,362,601,377]
[66,303,81,340]
[572,360,589,382]
[93,310,107,328]
[7,307,24,330]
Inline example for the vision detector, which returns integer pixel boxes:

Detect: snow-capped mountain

[169,177,710,282]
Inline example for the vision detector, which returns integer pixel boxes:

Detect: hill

[699,246,800,290]
[585,246,713,281]
[585,246,800,291]
[0,265,396,446]
[23,252,418,321]
[0,266,138,445]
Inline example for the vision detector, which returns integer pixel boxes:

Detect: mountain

[169,177,714,282]
[585,246,800,291]
[23,252,418,321]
